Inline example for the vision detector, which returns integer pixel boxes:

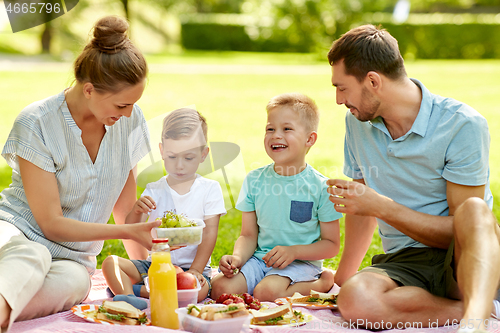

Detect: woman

[0,16,160,331]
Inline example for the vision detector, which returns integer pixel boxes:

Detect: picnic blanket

[9,270,499,333]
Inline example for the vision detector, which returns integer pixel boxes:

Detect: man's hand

[327,179,390,218]
[219,255,242,278]
[262,246,296,268]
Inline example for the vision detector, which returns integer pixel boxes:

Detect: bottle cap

[152,238,169,243]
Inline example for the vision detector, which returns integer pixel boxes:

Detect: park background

[0,0,499,271]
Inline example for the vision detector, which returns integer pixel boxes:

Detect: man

[326,24,500,331]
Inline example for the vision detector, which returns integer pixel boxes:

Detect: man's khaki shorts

[361,242,456,298]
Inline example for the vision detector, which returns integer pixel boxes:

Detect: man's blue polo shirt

[343,79,492,253]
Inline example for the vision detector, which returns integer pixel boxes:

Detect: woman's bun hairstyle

[74,15,148,93]
[90,16,130,54]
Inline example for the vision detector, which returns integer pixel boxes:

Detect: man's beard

[349,86,380,122]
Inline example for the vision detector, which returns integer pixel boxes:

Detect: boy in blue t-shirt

[211,93,342,302]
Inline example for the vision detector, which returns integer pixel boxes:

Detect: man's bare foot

[0,294,11,329]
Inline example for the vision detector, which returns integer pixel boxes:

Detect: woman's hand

[127,220,161,250]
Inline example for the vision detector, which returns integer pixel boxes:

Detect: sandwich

[289,289,337,305]
[250,303,304,325]
[187,303,250,321]
[96,300,149,325]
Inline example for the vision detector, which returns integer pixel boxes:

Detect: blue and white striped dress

[0,91,151,274]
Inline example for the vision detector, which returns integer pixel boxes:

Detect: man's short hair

[266,93,319,133]
[327,24,407,82]
[162,108,208,143]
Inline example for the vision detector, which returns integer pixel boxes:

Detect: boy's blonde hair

[266,93,319,133]
[162,108,208,143]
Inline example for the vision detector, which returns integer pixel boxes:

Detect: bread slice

[250,303,292,322]
[101,300,145,319]
[96,312,140,325]
[288,292,310,303]
[310,290,337,299]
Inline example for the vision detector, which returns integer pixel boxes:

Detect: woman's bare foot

[0,294,11,329]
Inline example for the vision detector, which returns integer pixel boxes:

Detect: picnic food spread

[249,303,306,325]
[187,303,250,320]
[215,293,262,310]
[177,271,198,289]
[289,289,337,306]
[95,300,149,325]
[155,210,204,246]
[158,210,197,228]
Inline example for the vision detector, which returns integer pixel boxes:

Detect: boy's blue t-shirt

[236,163,342,267]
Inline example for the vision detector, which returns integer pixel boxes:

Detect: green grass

[0,52,499,273]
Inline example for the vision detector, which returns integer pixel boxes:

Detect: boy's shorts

[240,255,322,295]
[131,259,212,294]
[360,242,456,298]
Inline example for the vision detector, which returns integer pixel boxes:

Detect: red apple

[173,265,184,275]
[176,272,197,290]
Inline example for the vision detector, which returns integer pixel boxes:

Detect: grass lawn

[0,51,499,272]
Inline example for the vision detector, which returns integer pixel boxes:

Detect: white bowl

[175,305,251,333]
[153,218,205,247]
[177,282,202,308]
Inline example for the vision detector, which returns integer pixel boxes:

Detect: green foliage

[0,167,13,191]
[191,0,245,13]
[379,22,500,59]
[181,23,254,51]
[248,0,333,53]
[211,209,242,266]
[180,10,500,58]
[180,0,337,53]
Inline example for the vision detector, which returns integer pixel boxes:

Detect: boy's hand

[186,269,206,287]
[132,196,156,216]
[219,255,241,278]
[263,246,296,269]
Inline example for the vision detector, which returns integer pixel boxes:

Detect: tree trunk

[41,21,52,53]
[122,0,129,20]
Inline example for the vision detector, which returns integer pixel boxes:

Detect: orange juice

[149,244,179,329]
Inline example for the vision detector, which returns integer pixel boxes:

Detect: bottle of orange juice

[148,238,179,329]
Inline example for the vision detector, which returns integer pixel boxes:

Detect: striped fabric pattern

[0,91,150,274]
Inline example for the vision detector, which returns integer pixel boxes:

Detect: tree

[38,0,90,54]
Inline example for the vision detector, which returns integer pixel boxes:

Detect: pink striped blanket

[10,270,499,333]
